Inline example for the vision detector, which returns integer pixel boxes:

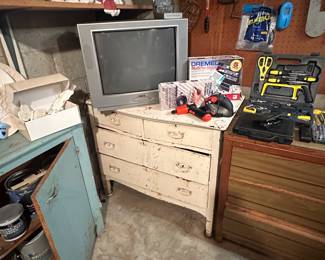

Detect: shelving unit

[0,0,153,11]
[0,217,42,259]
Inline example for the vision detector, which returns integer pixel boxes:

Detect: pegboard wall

[189,0,325,93]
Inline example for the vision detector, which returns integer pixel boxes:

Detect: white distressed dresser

[88,102,242,236]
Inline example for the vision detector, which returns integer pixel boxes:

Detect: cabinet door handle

[167,131,185,139]
[177,188,192,196]
[110,115,121,126]
[104,142,115,150]
[175,162,192,173]
[109,165,120,173]
[46,186,58,204]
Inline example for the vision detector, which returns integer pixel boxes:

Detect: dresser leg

[205,219,213,237]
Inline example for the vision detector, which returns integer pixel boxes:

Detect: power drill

[171,104,212,122]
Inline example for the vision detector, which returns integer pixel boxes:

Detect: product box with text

[189,55,243,91]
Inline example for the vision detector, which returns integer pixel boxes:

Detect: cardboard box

[219,85,242,101]
[5,73,81,141]
[189,55,243,91]
[158,79,216,110]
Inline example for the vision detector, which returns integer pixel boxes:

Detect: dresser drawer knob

[104,142,115,150]
[177,188,192,196]
[175,162,192,173]
[167,131,185,139]
[110,115,121,126]
[109,165,120,173]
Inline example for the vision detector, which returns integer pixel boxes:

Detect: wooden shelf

[0,216,42,259]
[0,0,153,11]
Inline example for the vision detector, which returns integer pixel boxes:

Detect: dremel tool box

[234,54,324,144]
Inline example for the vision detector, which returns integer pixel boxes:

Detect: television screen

[93,28,176,95]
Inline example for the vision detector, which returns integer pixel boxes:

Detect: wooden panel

[228,177,325,224]
[224,206,325,252]
[143,120,215,151]
[148,142,210,185]
[228,196,325,233]
[99,154,150,191]
[231,147,325,188]
[151,169,208,209]
[93,110,143,137]
[223,218,325,260]
[32,141,96,260]
[190,0,325,94]
[231,165,325,201]
[96,128,145,165]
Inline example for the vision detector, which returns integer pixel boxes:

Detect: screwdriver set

[234,54,324,144]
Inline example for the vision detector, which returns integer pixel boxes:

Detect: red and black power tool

[171,104,212,122]
[171,94,234,122]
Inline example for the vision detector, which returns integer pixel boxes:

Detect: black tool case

[234,53,324,144]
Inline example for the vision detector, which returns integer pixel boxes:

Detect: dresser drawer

[93,109,143,137]
[231,147,325,188]
[143,120,215,151]
[148,142,210,185]
[228,177,325,225]
[99,154,150,190]
[223,206,325,260]
[151,170,208,209]
[96,128,145,165]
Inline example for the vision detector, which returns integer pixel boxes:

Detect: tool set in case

[234,53,324,144]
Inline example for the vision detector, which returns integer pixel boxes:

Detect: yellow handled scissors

[258,56,273,81]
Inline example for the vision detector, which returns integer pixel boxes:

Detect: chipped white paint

[89,100,242,236]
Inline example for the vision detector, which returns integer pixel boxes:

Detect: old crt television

[77,19,188,110]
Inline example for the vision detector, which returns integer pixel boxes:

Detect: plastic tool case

[234,54,324,144]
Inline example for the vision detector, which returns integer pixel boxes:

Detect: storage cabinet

[88,103,239,236]
[215,127,325,259]
[0,125,103,260]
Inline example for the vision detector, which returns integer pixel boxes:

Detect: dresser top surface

[114,99,244,131]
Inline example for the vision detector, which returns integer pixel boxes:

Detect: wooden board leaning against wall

[189,0,325,93]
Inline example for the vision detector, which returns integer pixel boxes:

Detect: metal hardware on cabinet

[175,162,192,173]
[177,188,192,196]
[104,142,115,150]
[46,186,58,204]
[109,165,120,173]
[110,115,121,126]
[167,131,185,139]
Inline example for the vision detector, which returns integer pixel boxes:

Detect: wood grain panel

[223,218,325,260]
[190,0,325,94]
[231,147,325,188]
[228,178,325,224]
[224,206,325,252]
[228,196,325,233]
[230,165,325,201]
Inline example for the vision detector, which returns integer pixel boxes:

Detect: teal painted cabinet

[0,124,103,260]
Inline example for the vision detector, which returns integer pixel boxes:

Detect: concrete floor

[92,183,267,260]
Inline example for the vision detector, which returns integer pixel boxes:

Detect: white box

[158,79,216,110]
[5,74,81,141]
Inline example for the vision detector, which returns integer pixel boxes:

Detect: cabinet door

[32,140,96,260]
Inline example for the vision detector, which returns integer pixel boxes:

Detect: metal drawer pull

[46,186,58,204]
[167,131,185,139]
[104,142,115,150]
[177,188,192,196]
[109,165,120,173]
[175,162,192,173]
[110,116,121,126]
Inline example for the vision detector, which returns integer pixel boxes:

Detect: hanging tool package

[234,54,324,144]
